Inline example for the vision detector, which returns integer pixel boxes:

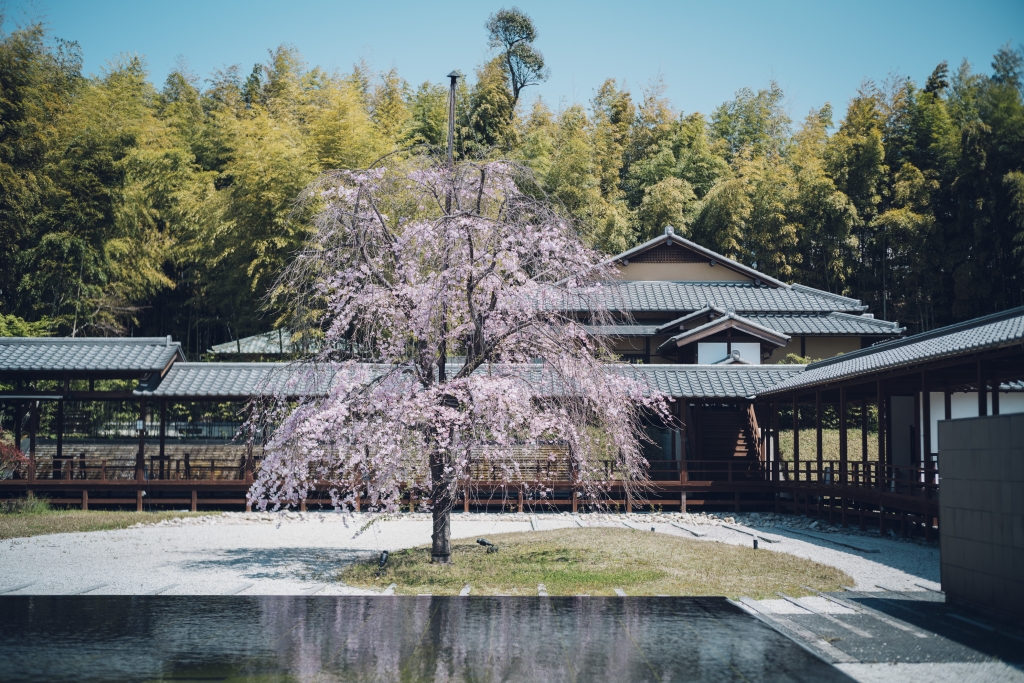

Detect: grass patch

[340,527,852,598]
[779,427,880,463]
[0,498,211,540]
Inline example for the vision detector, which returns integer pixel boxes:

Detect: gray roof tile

[761,306,1024,396]
[624,364,806,398]
[744,312,903,336]
[209,329,294,355]
[597,282,867,313]
[0,337,183,376]
[135,362,339,398]
[136,360,805,400]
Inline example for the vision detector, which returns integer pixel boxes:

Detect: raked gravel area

[0,510,939,597]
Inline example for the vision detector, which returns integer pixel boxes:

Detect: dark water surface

[0,596,852,682]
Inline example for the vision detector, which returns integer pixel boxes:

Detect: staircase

[696,408,763,481]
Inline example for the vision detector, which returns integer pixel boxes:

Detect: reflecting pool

[0,596,852,682]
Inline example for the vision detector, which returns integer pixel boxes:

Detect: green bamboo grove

[2,15,1022,355]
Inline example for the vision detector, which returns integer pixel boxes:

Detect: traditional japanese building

[593,226,904,365]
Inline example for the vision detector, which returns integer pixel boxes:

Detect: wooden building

[594,226,904,365]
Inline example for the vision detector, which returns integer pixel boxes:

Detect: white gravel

[0,509,939,596]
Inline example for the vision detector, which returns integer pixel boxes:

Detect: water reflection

[0,596,853,682]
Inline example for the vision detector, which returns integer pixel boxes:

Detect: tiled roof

[134,362,349,398]
[209,329,293,355]
[760,307,1024,396]
[624,364,806,398]
[0,337,183,376]
[609,231,789,288]
[595,282,867,314]
[583,324,662,336]
[134,360,805,400]
[658,312,790,353]
[744,312,904,336]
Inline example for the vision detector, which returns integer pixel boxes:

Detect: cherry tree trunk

[430,450,453,564]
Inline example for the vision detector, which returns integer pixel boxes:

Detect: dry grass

[0,504,209,540]
[340,527,852,598]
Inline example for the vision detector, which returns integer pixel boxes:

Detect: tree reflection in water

[0,596,852,682]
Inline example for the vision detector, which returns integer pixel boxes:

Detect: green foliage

[1,16,1022,345]
[0,313,49,336]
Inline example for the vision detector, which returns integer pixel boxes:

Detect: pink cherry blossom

[246,161,671,563]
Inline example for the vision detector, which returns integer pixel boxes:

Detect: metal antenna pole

[446,71,461,167]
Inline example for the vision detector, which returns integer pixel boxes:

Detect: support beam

[978,360,988,417]
[921,372,931,459]
[815,390,823,481]
[992,369,1000,415]
[839,386,848,485]
[136,400,146,482]
[792,396,800,475]
[159,401,167,480]
[861,398,868,464]
[28,401,37,484]
[877,380,885,472]
[679,402,688,484]
[771,400,780,482]
[944,390,951,421]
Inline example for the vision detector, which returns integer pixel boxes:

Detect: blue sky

[7,0,1023,120]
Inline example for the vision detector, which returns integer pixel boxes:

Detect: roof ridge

[630,363,806,370]
[806,305,1024,371]
[827,311,903,329]
[789,284,865,307]
[0,337,179,344]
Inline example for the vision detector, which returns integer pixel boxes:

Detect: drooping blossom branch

[247,160,671,562]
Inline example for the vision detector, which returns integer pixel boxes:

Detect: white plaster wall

[927,391,1024,454]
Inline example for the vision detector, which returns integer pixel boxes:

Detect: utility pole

[446,70,461,167]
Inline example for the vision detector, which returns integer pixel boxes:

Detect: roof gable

[610,229,788,288]
[657,312,790,354]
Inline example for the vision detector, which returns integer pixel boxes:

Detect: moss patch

[340,527,851,598]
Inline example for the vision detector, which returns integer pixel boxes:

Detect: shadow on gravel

[841,592,1024,666]
[761,528,940,582]
[182,547,373,581]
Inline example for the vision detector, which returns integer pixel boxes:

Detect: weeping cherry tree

[247,160,670,564]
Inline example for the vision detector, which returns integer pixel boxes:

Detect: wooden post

[944,390,952,420]
[571,490,578,514]
[28,401,37,484]
[679,402,688,484]
[978,360,987,417]
[159,401,167,480]
[792,396,800,476]
[81,489,88,511]
[815,390,823,482]
[300,498,307,512]
[56,399,64,474]
[839,386,848,485]
[136,489,143,512]
[877,380,885,478]
[191,490,197,512]
[681,491,687,513]
[517,488,524,513]
[464,491,470,513]
[921,372,931,468]
[992,369,1000,415]
[772,400,780,482]
[861,398,868,465]
[135,400,146,482]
